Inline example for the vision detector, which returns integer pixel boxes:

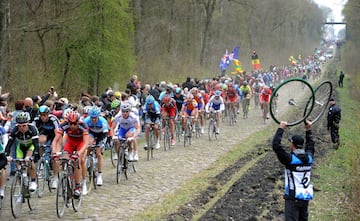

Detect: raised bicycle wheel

[270,78,315,126]
[10,174,23,218]
[303,80,332,124]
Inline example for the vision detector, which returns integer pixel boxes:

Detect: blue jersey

[83,116,109,134]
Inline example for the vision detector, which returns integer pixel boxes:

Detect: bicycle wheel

[87,156,94,194]
[147,131,154,160]
[270,78,315,126]
[110,140,117,168]
[56,176,68,218]
[36,159,47,197]
[116,150,123,184]
[208,119,214,141]
[27,177,39,211]
[164,126,170,151]
[72,177,82,212]
[303,80,333,124]
[10,174,23,218]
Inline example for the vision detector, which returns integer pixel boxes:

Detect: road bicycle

[109,138,118,168]
[36,145,53,197]
[146,123,156,160]
[10,158,39,219]
[183,115,194,147]
[194,117,202,138]
[56,152,82,218]
[86,144,98,194]
[227,102,237,125]
[207,111,219,141]
[163,117,171,151]
[175,115,182,142]
[242,97,250,119]
[116,138,136,184]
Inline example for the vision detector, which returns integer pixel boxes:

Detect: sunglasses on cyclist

[69,122,78,126]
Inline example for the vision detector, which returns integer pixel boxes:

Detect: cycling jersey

[5,124,40,158]
[240,85,252,98]
[143,101,161,123]
[161,98,177,117]
[260,87,272,103]
[205,95,225,112]
[194,94,204,110]
[83,116,109,145]
[33,114,60,141]
[174,94,185,111]
[113,112,139,138]
[183,99,198,111]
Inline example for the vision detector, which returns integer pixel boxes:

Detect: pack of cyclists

[0,52,323,218]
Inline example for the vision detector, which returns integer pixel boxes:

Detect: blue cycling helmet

[214,90,222,97]
[39,105,50,114]
[146,95,155,104]
[175,87,181,94]
[88,107,101,118]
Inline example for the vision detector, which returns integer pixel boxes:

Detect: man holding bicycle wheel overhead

[272,120,314,221]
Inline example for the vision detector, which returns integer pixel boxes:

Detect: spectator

[327,98,341,149]
[338,71,344,88]
[182,77,194,90]
[272,120,315,221]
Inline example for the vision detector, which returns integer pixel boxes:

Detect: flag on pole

[251,50,261,70]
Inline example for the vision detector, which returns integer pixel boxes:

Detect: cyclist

[83,106,108,186]
[191,87,205,133]
[51,111,89,197]
[205,90,225,134]
[225,82,239,121]
[173,87,185,112]
[179,93,198,134]
[110,102,141,161]
[161,96,177,146]
[33,105,60,189]
[240,81,252,116]
[251,78,262,108]
[259,85,273,120]
[5,112,40,192]
[0,125,8,198]
[143,96,161,150]
[269,84,278,113]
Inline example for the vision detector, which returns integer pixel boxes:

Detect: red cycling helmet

[163,96,170,103]
[67,111,80,123]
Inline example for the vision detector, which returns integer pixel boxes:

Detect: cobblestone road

[1,109,271,221]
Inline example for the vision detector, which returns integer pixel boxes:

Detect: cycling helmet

[114,91,121,99]
[243,81,248,86]
[228,82,233,87]
[39,105,50,114]
[121,102,132,111]
[187,94,194,100]
[88,107,101,118]
[175,88,181,94]
[163,96,170,103]
[145,95,155,104]
[83,106,91,114]
[214,90,222,97]
[67,111,80,123]
[111,99,121,109]
[222,84,228,90]
[269,83,274,89]
[16,112,30,124]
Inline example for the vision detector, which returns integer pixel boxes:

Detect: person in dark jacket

[327,98,341,149]
[338,71,344,88]
[272,120,314,221]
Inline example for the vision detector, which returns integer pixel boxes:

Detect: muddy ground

[167,79,338,221]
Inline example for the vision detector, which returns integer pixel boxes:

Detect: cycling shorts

[63,138,86,153]
[211,103,221,111]
[184,109,195,116]
[260,94,270,103]
[145,116,160,125]
[118,127,136,139]
[16,144,35,159]
[228,96,237,103]
[89,133,107,147]
[160,106,176,117]
[197,102,203,110]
